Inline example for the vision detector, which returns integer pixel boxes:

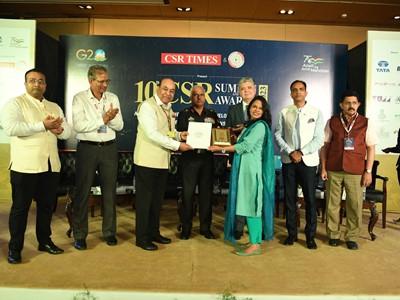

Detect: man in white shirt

[72,65,124,250]
[275,80,324,249]
[0,68,71,264]
[134,78,191,251]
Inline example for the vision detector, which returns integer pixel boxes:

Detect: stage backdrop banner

[61,35,347,151]
[366,31,400,154]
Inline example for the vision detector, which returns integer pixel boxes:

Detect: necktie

[295,109,301,149]
[243,105,248,121]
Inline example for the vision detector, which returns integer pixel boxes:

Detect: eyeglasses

[192,93,205,97]
[95,79,111,85]
[27,78,46,85]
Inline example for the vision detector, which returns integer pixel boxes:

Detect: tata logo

[76,49,107,61]
[376,60,390,72]
[378,61,389,67]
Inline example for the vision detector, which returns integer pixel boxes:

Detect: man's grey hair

[238,77,255,88]
[88,65,108,80]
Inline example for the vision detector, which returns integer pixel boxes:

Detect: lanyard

[160,105,172,131]
[340,112,358,136]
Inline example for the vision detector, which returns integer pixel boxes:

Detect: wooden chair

[339,160,388,241]
[366,160,388,229]
[116,151,135,208]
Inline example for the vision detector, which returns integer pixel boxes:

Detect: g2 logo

[76,49,94,60]
[76,49,107,61]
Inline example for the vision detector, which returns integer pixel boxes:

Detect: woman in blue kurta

[210,96,275,256]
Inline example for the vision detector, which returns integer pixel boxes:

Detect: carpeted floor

[0,196,399,296]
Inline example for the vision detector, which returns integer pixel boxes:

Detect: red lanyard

[340,112,358,136]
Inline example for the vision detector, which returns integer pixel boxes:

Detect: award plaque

[212,128,231,146]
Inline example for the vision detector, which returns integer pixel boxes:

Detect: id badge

[97,125,107,133]
[344,137,355,150]
[167,130,176,138]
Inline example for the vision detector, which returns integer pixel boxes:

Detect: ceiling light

[341,13,348,18]
[77,4,93,9]
[279,9,294,15]
[176,7,191,12]
[394,15,400,20]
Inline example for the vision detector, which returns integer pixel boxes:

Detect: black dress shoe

[180,232,190,240]
[38,241,64,254]
[328,238,340,247]
[346,241,359,250]
[283,236,298,246]
[105,236,118,246]
[152,235,171,244]
[306,239,317,250]
[136,241,158,251]
[234,231,243,240]
[7,250,21,264]
[74,239,87,250]
[200,230,216,239]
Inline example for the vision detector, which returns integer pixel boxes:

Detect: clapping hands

[103,103,119,124]
[43,115,64,135]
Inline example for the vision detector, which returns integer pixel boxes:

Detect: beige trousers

[325,171,363,242]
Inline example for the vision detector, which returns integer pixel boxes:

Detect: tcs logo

[75,49,107,61]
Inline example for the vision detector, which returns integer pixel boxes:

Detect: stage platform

[0,197,399,299]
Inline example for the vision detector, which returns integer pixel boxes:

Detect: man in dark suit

[225,77,257,239]
[226,77,256,135]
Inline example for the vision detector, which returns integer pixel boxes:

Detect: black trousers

[282,161,317,240]
[9,170,59,252]
[72,142,118,240]
[134,165,168,244]
[180,152,213,233]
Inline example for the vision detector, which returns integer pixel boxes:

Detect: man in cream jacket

[0,68,71,264]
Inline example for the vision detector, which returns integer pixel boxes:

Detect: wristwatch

[365,169,372,174]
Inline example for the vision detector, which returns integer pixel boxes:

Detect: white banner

[0,18,36,143]
[366,30,400,154]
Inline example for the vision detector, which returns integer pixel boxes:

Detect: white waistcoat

[9,95,62,173]
[280,104,320,166]
[134,97,174,169]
